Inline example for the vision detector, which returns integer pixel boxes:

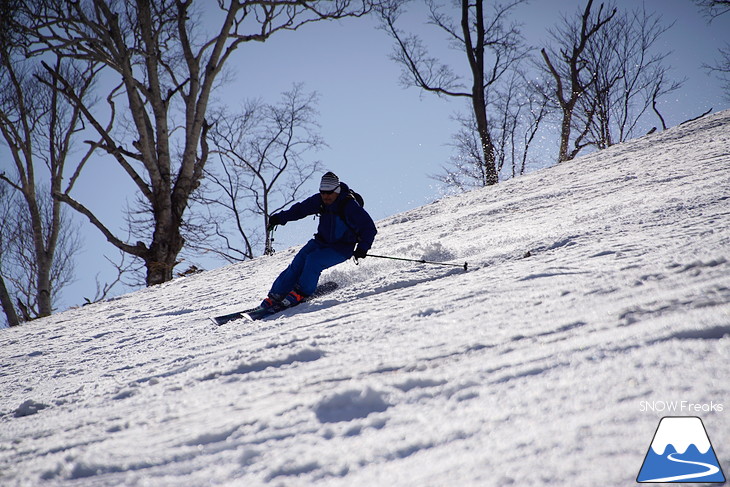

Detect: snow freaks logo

[636,416,726,483]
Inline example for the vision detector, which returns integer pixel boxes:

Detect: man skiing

[258,171,377,314]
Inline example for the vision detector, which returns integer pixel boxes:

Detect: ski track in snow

[1,111,729,486]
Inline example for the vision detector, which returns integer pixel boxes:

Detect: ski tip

[211,314,254,326]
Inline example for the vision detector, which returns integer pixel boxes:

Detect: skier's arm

[271,194,321,225]
[346,203,377,253]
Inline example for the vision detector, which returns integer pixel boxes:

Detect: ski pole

[264,225,276,256]
[366,253,468,271]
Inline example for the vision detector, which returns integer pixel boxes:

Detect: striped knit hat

[319,172,341,193]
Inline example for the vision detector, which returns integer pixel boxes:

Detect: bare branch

[52,191,147,257]
[1,14,93,318]
[381,0,528,187]
[20,0,376,285]
[538,0,617,162]
[203,84,324,261]
[694,0,730,20]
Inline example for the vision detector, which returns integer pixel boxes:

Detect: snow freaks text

[639,401,724,413]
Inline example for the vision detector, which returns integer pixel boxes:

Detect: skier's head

[320,172,340,193]
[319,171,340,205]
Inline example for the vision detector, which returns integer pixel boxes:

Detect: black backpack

[337,188,363,233]
[343,188,364,209]
[320,187,364,228]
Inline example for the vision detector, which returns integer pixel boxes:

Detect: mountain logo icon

[637,416,725,483]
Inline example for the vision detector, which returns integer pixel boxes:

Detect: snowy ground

[1,110,729,486]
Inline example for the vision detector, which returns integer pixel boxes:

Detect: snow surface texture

[2,111,729,486]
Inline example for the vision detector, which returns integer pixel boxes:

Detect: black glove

[267,214,282,232]
[353,247,368,260]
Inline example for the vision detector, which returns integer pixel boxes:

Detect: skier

[259,171,377,313]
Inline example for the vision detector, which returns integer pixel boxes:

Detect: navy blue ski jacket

[273,183,377,255]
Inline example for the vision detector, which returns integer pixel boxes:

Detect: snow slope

[2,110,729,486]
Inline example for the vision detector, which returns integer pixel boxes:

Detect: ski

[211,281,339,326]
[209,307,259,326]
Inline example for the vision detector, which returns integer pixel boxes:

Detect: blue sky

[3,0,728,312]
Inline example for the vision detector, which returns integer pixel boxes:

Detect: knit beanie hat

[319,172,341,193]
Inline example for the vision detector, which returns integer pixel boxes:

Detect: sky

[2,0,729,315]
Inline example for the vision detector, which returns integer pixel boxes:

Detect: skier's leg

[296,246,349,296]
[269,240,319,298]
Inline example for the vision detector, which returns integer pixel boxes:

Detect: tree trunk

[24,183,55,317]
[145,233,184,285]
[0,275,20,327]
[464,0,498,186]
[36,267,52,317]
[473,99,498,185]
[143,189,186,285]
[557,107,573,163]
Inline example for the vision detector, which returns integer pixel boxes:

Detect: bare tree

[491,71,550,179]
[518,82,550,176]
[433,71,548,190]
[0,185,81,325]
[696,0,730,100]
[0,275,19,327]
[707,45,730,101]
[380,0,528,186]
[0,5,90,322]
[203,84,324,261]
[539,0,616,162]
[694,0,730,19]
[19,0,377,287]
[0,186,22,327]
[433,112,488,191]
[585,4,681,148]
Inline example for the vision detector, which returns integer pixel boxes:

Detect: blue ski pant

[270,239,350,297]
